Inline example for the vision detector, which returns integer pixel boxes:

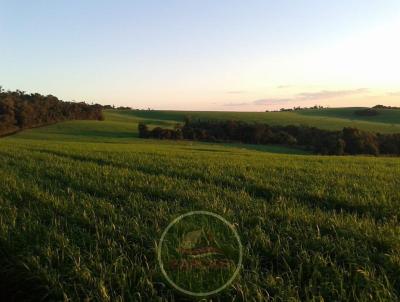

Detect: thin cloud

[277,85,292,89]
[253,98,291,105]
[224,102,249,106]
[252,88,368,106]
[226,90,246,94]
[296,88,368,101]
[225,88,370,107]
[388,91,400,96]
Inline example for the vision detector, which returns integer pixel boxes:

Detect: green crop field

[0,110,400,301]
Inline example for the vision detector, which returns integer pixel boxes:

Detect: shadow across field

[222,143,311,155]
[61,130,136,139]
[110,110,184,123]
[189,148,230,153]
[22,149,398,222]
[0,239,61,301]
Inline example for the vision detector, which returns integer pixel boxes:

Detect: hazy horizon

[1,0,400,111]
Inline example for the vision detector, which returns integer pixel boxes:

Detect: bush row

[139,118,400,156]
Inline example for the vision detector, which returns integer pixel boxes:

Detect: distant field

[113,107,400,133]
[0,109,399,301]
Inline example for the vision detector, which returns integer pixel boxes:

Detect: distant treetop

[373,104,400,109]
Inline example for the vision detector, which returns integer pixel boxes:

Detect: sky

[1,0,400,111]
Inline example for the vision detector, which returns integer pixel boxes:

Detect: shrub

[138,123,149,138]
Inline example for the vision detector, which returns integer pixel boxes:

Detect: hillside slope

[0,110,399,300]
[113,107,400,133]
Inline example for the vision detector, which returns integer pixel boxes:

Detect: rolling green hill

[297,107,400,125]
[110,107,400,133]
[0,109,399,301]
[14,107,400,144]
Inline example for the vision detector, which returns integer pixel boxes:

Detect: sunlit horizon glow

[1,0,399,111]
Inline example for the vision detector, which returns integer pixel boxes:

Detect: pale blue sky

[1,0,400,110]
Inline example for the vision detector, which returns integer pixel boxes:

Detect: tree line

[138,118,400,156]
[373,104,399,109]
[0,88,104,136]
[275,105,326,112]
